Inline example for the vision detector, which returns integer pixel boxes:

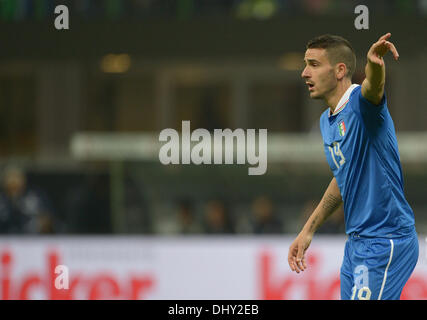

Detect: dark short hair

[306,34,356,79]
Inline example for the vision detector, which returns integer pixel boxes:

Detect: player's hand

[288,231,313,273]
[367,33,399,67]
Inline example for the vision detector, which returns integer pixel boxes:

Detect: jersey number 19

[328,142,346,170]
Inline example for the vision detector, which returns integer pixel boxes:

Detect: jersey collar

[329,84,360,117]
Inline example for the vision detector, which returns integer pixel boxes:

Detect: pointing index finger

[378,32,392,42]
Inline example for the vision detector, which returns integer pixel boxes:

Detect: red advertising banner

[0,236,425,300]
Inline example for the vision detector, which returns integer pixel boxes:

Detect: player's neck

[325,79,352,114]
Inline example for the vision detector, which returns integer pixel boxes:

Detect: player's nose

[301,66,310,79]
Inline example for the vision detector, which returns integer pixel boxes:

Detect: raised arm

[361,32,399,105]
[288,177,343,273]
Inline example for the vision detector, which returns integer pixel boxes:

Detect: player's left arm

[361,33,399,105]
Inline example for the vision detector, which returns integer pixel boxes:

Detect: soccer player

[288,33,418,300]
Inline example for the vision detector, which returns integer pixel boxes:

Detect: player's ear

[335,63,347,80]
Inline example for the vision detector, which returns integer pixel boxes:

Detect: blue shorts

[340,229,419,300]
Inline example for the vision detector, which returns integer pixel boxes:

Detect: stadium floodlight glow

[100,54,131,73]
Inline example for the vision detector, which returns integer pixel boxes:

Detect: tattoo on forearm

[322,193,342,212]
[309,215,319,232]
[308,193,342,232]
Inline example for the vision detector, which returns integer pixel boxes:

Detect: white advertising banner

[0,236,426,300]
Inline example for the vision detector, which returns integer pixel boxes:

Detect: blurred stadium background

[0,0,426,300]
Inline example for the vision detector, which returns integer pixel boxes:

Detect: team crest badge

[338,120,346,136]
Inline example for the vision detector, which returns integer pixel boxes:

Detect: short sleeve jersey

[319,84,415,238]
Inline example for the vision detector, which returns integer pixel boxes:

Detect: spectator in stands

[0,165,55,234]
[202,199,234,234]
[250,195,283,234]
[175,198,202,234]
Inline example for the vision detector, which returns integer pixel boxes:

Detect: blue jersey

[319,84,415,238]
